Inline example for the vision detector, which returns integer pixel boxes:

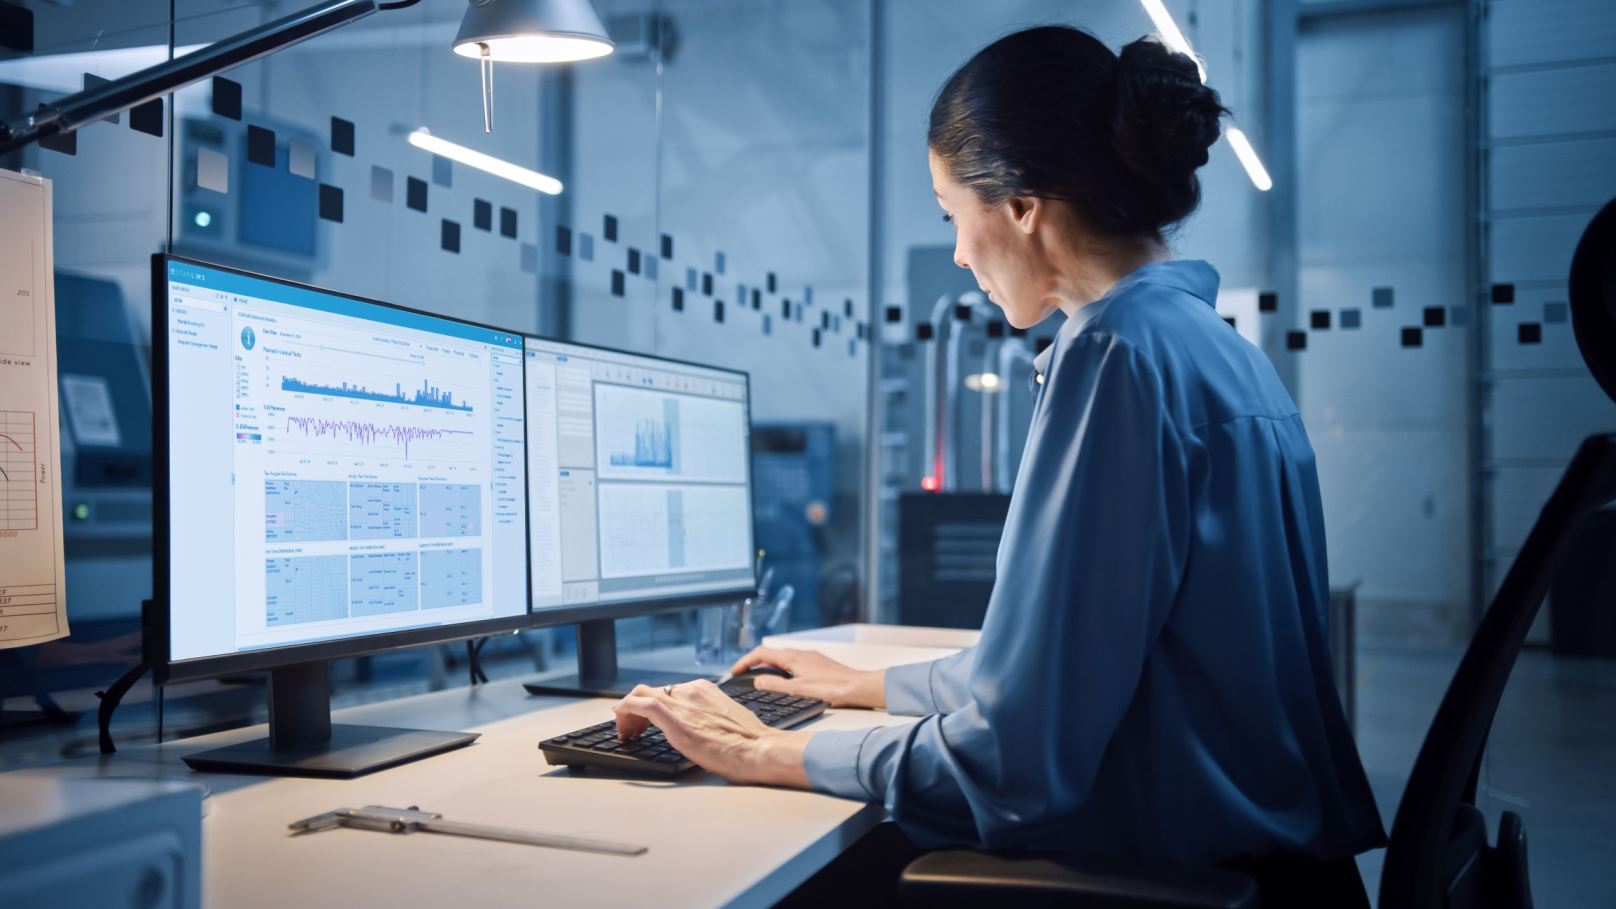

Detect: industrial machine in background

[751,422,835,631]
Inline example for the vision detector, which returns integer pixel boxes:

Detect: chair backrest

[1379,434,1616,908]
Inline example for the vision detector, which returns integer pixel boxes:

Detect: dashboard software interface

[523,337,755,611]
[163,260,528,662]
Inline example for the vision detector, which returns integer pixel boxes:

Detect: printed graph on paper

[0,410,38,531]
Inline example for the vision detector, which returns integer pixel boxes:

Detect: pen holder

[695,584,794,668]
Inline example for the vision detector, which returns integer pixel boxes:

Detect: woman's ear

[1007,195,1041,235]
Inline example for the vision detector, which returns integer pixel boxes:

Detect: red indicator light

[920,475,939,492]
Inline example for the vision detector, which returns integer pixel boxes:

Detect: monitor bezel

[517,332,759,632]
[150,253,534,685]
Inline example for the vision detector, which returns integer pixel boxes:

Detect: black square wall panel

[212,76,241,120]
[1286,331,1307,351]
[611,270,625,297]
[330,116,354,156]
[628,248,641,275]
[318,183,343,222]
[1258,291,1278,313]
[441,219,460,253]
[767,272,778,293]
[0,3,34,54]
[603,214,618,242]
[885,306,902,323]
[1402,327,1423,348]
[406,177,428,212]
[714,301,725,323]
[500,207,517,238]
[129,97,163,136]
[1310,310,1330,330]
[672,287,684,311]
[247,125,276,166]
[1491,283,1515,304]
[82,75,116,123]
[556,225,572,256]
[473,198,492,232]
[38,111,75,155]
[1423,306,1446,328]
[1518,322,1541,345]
[660,233,674,259]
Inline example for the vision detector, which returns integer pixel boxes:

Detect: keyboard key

[653,753,682,763]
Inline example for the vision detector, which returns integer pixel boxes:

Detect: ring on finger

[663,684,676,696]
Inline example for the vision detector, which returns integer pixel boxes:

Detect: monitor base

[182,724,478,778]
[523,668,716,700]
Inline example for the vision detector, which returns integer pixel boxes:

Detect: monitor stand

[523,619,716,699]
[182,661,478,778]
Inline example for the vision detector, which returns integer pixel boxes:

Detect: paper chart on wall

[0,167,69,649]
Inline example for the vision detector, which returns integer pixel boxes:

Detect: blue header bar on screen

[166,260,523,349]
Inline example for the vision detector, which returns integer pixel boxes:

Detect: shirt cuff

[884,659,937,716]
[803,727,877,801]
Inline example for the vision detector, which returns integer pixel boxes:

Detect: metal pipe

[995,337,1035,493]
[0,0,378,154]
[921,292,953,489]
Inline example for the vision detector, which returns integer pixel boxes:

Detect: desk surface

[10,626,974,909]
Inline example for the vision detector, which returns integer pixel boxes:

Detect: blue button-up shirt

[804,260,1386,864]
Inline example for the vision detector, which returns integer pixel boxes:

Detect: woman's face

[929,149,1057,330]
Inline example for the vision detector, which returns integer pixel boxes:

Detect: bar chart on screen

[593,384,747,483]
[0,410,38,531]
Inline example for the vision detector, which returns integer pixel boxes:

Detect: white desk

[8,625,975,909]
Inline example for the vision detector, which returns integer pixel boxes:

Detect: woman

[613,25,1385,902]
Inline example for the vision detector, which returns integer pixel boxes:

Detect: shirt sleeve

[802,332,1193,850]
[884,647,975,716]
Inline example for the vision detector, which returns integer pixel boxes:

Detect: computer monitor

[520,335,756,696]
[150,254,530,776]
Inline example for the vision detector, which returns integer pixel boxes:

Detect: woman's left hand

[613,680,812,788]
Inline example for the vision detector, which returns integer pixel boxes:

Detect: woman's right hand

[727,647,886,709]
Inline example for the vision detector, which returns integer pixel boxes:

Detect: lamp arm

[0,0,381,154]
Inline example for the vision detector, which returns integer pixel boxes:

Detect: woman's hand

[613,680,810,788]
[728,647,886,709]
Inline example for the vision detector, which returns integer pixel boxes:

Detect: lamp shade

[453,0,614,63]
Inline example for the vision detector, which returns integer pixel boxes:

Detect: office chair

[898,196,1616,908]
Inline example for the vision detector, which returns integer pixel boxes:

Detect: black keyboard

[539,687,828,777]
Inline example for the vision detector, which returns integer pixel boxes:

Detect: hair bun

[1111,38,1226,184]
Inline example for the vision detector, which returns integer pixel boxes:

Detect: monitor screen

[523,337,755,612]
[160,258,529,665]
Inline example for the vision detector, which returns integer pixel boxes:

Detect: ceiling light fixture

[1135,0,1272,192]
[454,0,614,133]
[409,128,563,194]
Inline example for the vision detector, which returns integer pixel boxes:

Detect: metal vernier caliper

[288,805,648,857]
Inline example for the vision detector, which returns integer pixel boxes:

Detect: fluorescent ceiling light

[1139,0,1206,83]
[1223,127,1273,192]
[408,128,562,195]
[1137,0,1274,191]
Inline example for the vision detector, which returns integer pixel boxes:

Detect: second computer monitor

[523,337,756,624]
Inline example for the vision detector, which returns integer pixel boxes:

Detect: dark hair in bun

[928,26,1228,238]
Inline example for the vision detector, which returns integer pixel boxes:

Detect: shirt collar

[1030,259,1219,379]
